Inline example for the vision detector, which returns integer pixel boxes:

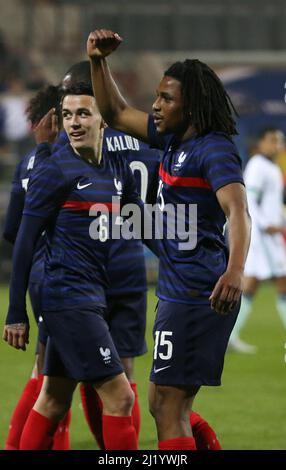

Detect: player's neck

[180,124,197,142]
[72,129,104,165]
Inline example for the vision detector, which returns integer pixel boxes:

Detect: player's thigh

[40,375,77,403]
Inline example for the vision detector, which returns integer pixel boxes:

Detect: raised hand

[87,29,123,59]
[33,108,58,145]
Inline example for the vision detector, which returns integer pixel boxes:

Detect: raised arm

[87,29,149,142]
[209,183,251,314]
[3,161,25,244]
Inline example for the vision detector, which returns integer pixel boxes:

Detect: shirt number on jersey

[98,214,108,242]
[129,161,148,202]
[154,331,173,360]
[157,179,165,211]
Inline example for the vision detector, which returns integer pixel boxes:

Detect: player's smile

[62,94,103,157]
[69,130,86,143]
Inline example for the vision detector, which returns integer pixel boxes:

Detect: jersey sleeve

[3,161,25,243]
[200,136,244,192]
[11,159,24,194]
[6,215,45,325]
[23,150,68,220]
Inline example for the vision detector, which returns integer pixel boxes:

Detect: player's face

[62,95,103,152]
[259,131,285,159]
[152,76,188,134]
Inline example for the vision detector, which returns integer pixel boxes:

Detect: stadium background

[0,0,285,449]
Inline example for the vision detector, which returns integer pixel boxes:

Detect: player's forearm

[6,216,45,325]
[3,191,25,244]
[90,57,128,128]
[227,207,251,273]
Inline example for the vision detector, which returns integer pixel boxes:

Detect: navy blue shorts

[29,282,42,323]
[29,282,49,354]
[149,299,240,387]
[105,292,147,358]
[42,307,124,382]
[38,317,49,346]
[34,318,49,355]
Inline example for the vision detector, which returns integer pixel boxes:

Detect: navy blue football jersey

[147,115,244,303]
[5,129,160,297]
[54,129,160,296]
[23,143,140,311]
[4,149,48,284]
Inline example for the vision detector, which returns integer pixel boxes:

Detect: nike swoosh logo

[77,182,92,190]
[153,365,171,374]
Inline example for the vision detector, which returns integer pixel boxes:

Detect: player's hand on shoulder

[33,108,58,145]
[2,322,29,351]
[209,268,243,315]
[87,29,123,59]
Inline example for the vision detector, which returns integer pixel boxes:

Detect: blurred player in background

[87,29,251,450]
[229,128,286,353]
[3,86,71,450]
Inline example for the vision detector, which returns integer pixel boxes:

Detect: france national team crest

[114,178,123,196]
[100,347,111,364]
[174,151,187,170]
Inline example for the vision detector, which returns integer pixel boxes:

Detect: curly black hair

[26,85,60,126]
[164,59,238,136]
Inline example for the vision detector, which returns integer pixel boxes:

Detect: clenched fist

[87,29,123,59]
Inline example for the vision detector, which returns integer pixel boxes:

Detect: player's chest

[162,148,199,178]
[66,166,124,203]
[159,149,205,196]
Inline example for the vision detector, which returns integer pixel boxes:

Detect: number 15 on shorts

[154,331,173,360]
